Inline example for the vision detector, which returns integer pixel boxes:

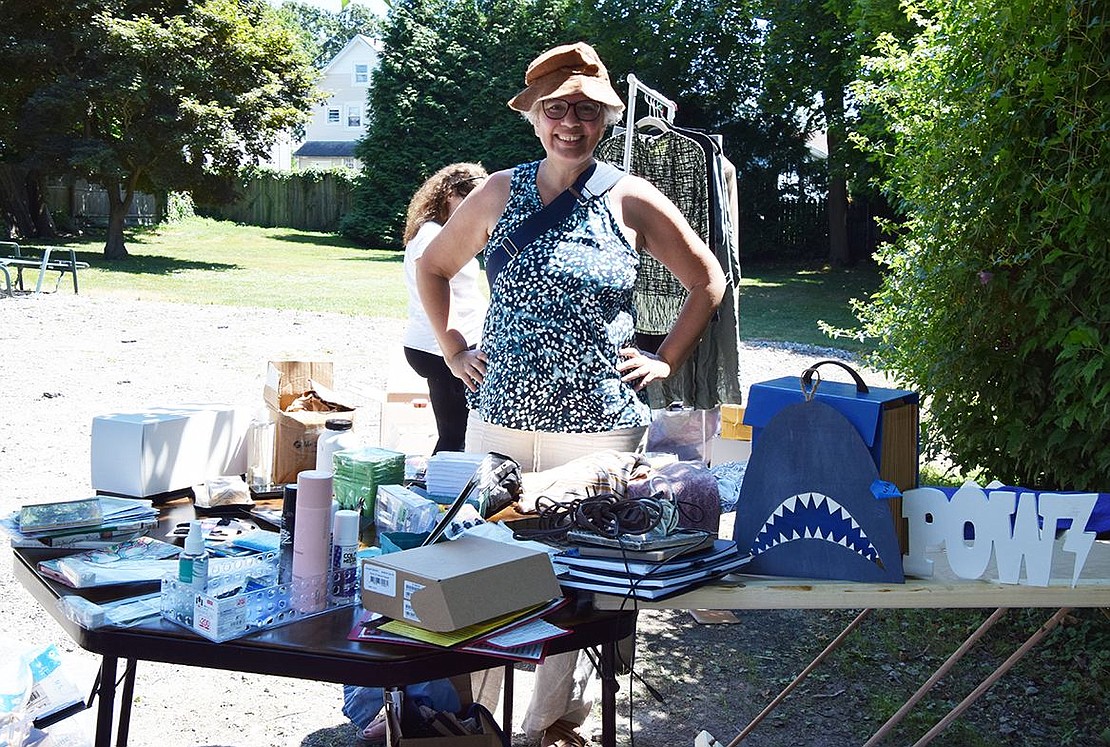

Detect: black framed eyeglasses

[542,99,604,122]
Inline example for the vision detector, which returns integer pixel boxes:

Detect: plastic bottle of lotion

[316,418,357,473]
[178,520,209,591]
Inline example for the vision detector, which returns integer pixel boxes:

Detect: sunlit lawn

[27,216,880,352]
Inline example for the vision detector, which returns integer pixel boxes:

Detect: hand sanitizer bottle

[179,520,209,592]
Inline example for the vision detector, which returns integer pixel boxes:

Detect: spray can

[330,509,360,605]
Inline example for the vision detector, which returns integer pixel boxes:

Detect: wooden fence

[45,179,159,226]
[199,171,354,232]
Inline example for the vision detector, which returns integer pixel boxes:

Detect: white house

[261,34,380,171]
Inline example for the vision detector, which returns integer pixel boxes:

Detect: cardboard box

[398,737,500,746]
[719,404,752,441]
[360,535,561,632]
[744,376,919,551]
[380,392,437,456]
[264,361,357,484]
[91,404,249,497]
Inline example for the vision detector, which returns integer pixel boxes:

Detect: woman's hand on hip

[617,347,672,390]
[447,348,487,392]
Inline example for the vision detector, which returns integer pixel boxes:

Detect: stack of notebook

[424,452,486,501]
[553,532,751,601]
[11,495,159,548]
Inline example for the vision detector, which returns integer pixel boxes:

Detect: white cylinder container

[316,418,357,473]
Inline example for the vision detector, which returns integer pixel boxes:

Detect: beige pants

[465,413,647,737]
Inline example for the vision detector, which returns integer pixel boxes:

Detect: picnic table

[1,240,89,296]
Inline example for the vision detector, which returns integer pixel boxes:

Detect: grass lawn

[27,216,881,352]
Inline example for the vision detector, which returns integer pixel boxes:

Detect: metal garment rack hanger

[620,73,679,173]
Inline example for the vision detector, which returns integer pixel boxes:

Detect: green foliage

[852,0,1110,490]
[276,0,382,65]
[0,0,324,257]
[165,192,196,223]
[342,0,572,246]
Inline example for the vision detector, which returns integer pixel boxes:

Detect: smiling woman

[412,41,727,747]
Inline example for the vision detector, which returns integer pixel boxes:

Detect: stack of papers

[348,598,569,663]
[424,452,485,501]
[10,496,159,548]
[554,539,752,601]
[37,536,182,588]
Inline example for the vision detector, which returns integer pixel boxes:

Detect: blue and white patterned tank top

[472,160,651,433]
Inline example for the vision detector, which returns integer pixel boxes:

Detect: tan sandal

[540,718,588,747]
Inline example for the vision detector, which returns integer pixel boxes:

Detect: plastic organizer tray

[160,553,359,643]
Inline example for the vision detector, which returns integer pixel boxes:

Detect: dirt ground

[1,294,1103,747]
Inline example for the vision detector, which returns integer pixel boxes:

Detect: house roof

[294,141,359,158]
[322,34,380,73]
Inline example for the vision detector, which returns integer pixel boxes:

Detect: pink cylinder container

[292,469,333,612]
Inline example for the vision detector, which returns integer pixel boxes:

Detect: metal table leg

[116,659,138,746]
[599,642,619,747]
[502,664,514,747]
[93,657,118,747]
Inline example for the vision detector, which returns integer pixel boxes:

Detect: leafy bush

[852,0,1109,490]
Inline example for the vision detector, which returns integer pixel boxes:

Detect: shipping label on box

[360,535,561,632]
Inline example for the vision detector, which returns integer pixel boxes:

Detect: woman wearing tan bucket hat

[418,42,724,746]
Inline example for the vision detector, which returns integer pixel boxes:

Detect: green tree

[0,0,322,258]
[343,0,572,246]
[853,0,1110,489]
[276,0,382,65]
[755,0,913,264]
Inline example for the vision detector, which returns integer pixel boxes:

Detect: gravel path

[0,293,870,746]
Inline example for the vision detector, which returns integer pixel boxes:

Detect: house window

[354,64,370,85]
[326,108,340,125]
[343,158,357,168]
[346,105,362,128]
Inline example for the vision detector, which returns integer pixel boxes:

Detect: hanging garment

[597,123,742,409]
[598,127,707,336]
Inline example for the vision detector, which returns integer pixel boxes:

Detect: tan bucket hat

[507,42,625,113]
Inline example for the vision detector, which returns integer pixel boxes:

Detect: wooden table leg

[726,608,873,747]
[911,607,1071,747]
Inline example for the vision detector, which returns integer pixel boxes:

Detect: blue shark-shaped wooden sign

[735,399,904,582]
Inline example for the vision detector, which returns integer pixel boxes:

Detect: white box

[380,393,437,456]
[91,404,250,497]
[708,435,752,466]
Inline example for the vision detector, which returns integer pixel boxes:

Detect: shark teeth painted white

[750,491,885,567]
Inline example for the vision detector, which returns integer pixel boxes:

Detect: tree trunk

[103,176,133,259]
[0,164,37,239]
[824,88,851,267]
[27,170,57,238]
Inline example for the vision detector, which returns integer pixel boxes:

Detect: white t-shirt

[402,221,488,355]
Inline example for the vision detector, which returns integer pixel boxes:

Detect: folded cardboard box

[263,361,357,484]
[360,534,561,632]
[90,404,249,498]
[398,737,501,746]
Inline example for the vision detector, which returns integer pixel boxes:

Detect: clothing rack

[621,73,678,172]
